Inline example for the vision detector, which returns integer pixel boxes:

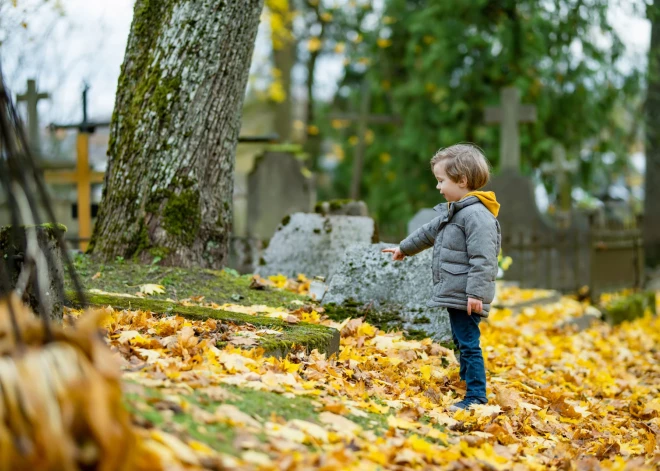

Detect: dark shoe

[448,397,487,412]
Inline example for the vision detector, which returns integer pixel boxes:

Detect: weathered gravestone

[407,208,438,234]
[0,224,66,320]
[256,213,376,279]
[315,200,369,217]
[484,169,591,292]
[247,151,315,241]
[322,243,452,341]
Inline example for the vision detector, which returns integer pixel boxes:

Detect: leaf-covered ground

[66,274,660,470]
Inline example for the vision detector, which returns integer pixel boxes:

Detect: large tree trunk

[89,0,263,268]
[646,1,660,269]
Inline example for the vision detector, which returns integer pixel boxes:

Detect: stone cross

[484,87,537,172]
[17,79,50,156]
[328,79,401,199]
[540,144,578,212]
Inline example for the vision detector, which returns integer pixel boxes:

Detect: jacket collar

[433,195,480,219]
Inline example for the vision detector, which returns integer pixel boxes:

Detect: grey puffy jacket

[400,196,501,317]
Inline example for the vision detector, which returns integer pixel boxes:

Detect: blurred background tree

[307,0,643,238]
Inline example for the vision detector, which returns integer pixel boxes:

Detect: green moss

[109,0,177,157]
[323,300,404,333]
[281,215,291,227]
[405,328,429,340]
[162,188,200,244]
[67,256,304,306]
[329,199,353,210]
[148,246,172,260]
[438,340,457,351]
[0,223,68,246]
[264,144,305,154]
[151,74,181,128]
[126,221,151,260]
[314,199,356,214]
[125,381,402,456]
[68,290,339,357]
[602,291,657,325]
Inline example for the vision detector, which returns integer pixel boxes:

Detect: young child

[382,143,501,411]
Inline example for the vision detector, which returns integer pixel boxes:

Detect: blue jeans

[448,307,487,402]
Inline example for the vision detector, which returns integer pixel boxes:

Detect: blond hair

[430,143,491,190]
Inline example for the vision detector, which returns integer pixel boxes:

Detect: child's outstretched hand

[382,246,406,261]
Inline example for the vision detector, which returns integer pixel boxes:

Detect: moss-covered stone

[314,199,354,214]
[0,223,68,249]
[323,300,404,333]
[68,256,304,307]
[1,224,68,320]
[71,290,339,358]
[263,144,305,155]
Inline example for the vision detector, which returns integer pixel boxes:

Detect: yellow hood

[461,191,500,217]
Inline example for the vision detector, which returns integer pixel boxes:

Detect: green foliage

[603,291,657,325]
[321,0,643,239]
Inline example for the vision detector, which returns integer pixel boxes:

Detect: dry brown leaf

[215,404,261,430]
[494,385,523,411]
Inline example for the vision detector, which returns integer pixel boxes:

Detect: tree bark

[89,0,263,268]
[646,1,660,268]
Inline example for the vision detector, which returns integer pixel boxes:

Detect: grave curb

[65,290,340,359]
[491,291,563,311]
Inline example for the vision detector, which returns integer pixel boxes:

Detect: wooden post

[76,133,92,251]
[45,84,109,251]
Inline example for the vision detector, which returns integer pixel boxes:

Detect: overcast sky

[0,0,652,127]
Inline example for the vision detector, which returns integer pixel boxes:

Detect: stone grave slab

[247,151,314,240]
[256,213,376,279]
[322,242,451,341]
[407,208,438,234]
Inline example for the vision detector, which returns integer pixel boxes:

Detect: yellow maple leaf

[283,359,301,373]
[387,415,419,430]
[268,274,287,288]
[357,322,377,338]
[420,365,432,381]
[139,283,165,295]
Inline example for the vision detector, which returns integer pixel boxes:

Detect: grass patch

[68,254,305,307]
[124,381,403,455]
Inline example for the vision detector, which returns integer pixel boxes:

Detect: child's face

[433,162,470,202]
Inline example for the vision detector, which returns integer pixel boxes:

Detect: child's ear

[459,176,469,188]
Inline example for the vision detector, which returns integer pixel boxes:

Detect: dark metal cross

[329,79,401,199]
